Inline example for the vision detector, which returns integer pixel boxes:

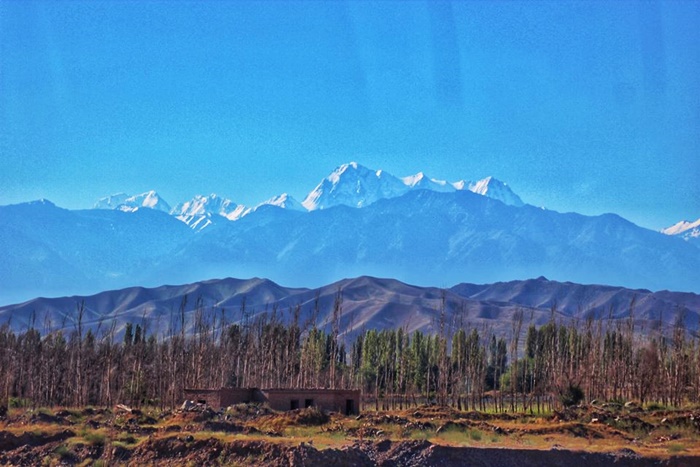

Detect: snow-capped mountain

[302,162,524,211]
[302,162,409,210]
[90,163,523,231]
[401,172,455,193]
[94,190,171,213]
[256,193,306,212]
[462,176,524,207]
[93,193,129,209]
[662,218,700,246]
[170,194,248,230]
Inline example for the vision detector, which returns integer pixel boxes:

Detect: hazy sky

[1,1,698,230]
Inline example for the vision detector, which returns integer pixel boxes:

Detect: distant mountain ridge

[1,187,699,305]
[91,162,523,230]
[1,276,697,339]
[94,190,172,213]
[301,162,524,211]
[2,163,699,304]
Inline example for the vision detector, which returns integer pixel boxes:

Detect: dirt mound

[0,429,76,465]
[29,410,70,425]
[0,428,75,451]
[202,420,252,433]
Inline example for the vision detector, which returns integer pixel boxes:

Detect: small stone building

[184,387,360,415]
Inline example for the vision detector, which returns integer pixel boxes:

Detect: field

[1,402,700,466]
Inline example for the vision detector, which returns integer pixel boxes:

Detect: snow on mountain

[94,193,129,209]
[302,162,410,210]
[256,193,306,212]
[662,218,700,246]
[90,164,523,231]
[171,194,247,230]
[401,172,455,192]
[94,190,305,231]
[302,162,525,211]
[94,190,171,213]
[662,218,700,236]
[464,177,524,207]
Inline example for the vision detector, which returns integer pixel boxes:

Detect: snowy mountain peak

[662,218,700,245]
[136,190,169,211]
[28,199,56,207]
[89,163,524,230]
[401,172,426,187]
[303,162,526,211]
[94,193,129,210]
[466,177,524,207]
[258,193,306,212]
[94,191,171,213]
[171,194,245,230]
[662,218,700,236]
[452,180,466,190]
[402,172,455,193]
[302,162,408,211]
[327,161,367,183]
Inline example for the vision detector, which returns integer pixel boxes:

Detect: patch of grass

[668,443,686,454]
[305,431,346,449]
[8,397,31,408]
[37,407,54,416]
[54,444,71,460]
[58,408,85,423]
[115,433,140,445]
[468,428,483,441]
[408,429,432,441]
[77,427,108,446]
[434,426,467,445]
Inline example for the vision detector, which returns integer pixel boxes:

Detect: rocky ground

[1,403,699,466]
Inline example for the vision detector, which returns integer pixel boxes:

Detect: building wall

[183,389,222,408]
[184,388,255,410]
[220,388,256,407]
[259,389,360,415]
[184,387,361,414]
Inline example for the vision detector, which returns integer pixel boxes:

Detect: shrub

[8,397,31,408]
[560,384,584,407]
[81,430,107,446]
[645,402,666,411]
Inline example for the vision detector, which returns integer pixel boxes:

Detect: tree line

[1,293,698,411]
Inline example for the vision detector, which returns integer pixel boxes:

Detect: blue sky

[1,0,698,230]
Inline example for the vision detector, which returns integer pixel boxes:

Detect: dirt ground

[1,403,699,466]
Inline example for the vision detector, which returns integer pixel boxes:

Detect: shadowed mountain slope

[1,276,697,340]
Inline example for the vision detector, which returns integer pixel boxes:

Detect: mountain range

[0,162,698,306]
[91,162,524,231]
[1,276,697,339]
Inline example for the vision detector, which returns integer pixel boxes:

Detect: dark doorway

[290,399,299,410]
[345,399,355,415]
[305,398,314,408]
